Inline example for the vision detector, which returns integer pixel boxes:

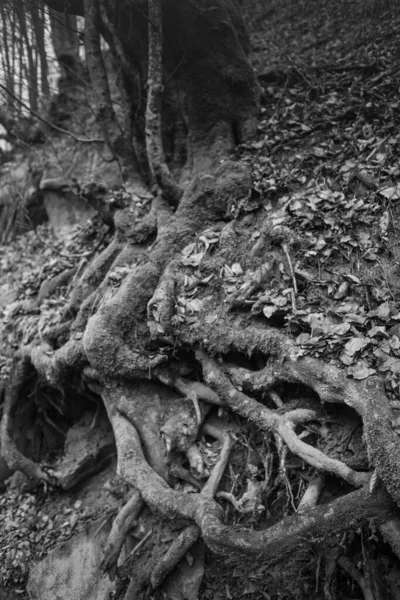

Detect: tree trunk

[17,2,39,112]
[82,0,144,185]
[145,0,183,205]
[45,0,260,184]
[30,0,50,98]
[49,7,81,73]
[0,4,15,114]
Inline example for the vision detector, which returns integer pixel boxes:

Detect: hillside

[1,1,400,599]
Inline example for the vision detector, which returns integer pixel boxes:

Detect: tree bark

[146,0,183,204]
[83,0,144,184]
[0,3,15,113]
[30,0,50,98]
[17,2,39,112]
[45,0,260,183]
[49,7,81,73]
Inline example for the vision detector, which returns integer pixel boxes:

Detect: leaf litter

[2,0,400,596]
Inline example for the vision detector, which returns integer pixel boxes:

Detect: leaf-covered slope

[2,1,400,599]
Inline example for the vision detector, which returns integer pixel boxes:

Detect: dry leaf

[344,337,369,356]
[379,185,400,200]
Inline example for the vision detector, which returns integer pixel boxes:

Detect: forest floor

[2,0,400,598]
[201,3,400,598]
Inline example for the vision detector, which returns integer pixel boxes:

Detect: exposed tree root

[337,555,374,600]
[5,279,400,593]
[297,475,324,513]
[224,354,400,506]
[150,525,200,590]
[83,162,251,379]
[162,540,206,600]
[6,148,400,597]
[6,311,400,593]
[31,339,86,386]
[65,237,123,318]
[199,352,368,488]
[148,418,236,590]
[147,260,182,338]
[101,490,144,580]
[101,392,394,559]
[154,368,222,406]
[201,419,236,497]
[378,515,400,561]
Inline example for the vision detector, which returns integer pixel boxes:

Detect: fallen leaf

[390,336,400,351]
[181,252,204,267]
[272,295,288,307]
[263,305,278,318]
[370,302,392,320]
[344,337,369,356]
[367,326,387,338]
[231,262,244,276]
[378,356,400,375]
[334,281,350,300]
[297,333,310,344]
[389,324,400,337]
[379,185,400,200]
[348,362,375,379]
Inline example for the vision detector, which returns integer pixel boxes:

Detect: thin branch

[126,528,153,559]
[0,82,104,143]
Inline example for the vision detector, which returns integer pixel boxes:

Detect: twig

[282,242,297,312]
[315,555,321,594]
[216,491,242,512]
[127,527,153,559]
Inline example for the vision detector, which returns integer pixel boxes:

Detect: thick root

[102,490,144,580]
[102,392,394,561]
[199,352,368,488]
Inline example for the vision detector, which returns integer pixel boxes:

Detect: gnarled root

[150,525,200,589]
[102,391,394,562]
[101,489,144,580]
[199,352,368,488]
[31,339,86,386]
[224,353,400,507]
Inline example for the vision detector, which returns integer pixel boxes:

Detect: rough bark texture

[146,0,183,204]
[46,0,260,185]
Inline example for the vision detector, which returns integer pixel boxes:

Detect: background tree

[0,0,53,143]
